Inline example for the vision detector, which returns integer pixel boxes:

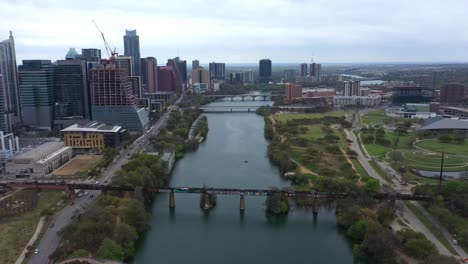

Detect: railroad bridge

[1,181,431,211]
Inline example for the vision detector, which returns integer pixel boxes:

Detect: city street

[28,95,183,264]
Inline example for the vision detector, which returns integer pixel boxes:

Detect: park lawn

[415,139,468,156]
[299,124,327,142]
[364,143,391,158]
[0,191,65,264]
[275,110,349,123]
[360,110,408,127]
[361,110,387,126]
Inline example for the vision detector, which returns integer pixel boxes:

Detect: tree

[123,199,148,232]
[96,238,124,260]
[364,179,380,193]
[347,220,368,241]
[403,238,436,259]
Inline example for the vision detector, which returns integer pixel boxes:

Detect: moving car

[34,249,39,255]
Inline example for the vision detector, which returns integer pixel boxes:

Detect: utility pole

[438,152,445,194]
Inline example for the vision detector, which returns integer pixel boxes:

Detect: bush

[438,134,452,143]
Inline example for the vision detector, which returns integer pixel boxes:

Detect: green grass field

[360,110,387,126]
[415,140,468,156]
[275,110,349,122]
[0,191,65,264]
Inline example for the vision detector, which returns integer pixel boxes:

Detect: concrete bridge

[203,94,283,101]
[1,181,432,211]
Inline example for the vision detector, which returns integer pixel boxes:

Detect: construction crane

[92,20,117,59]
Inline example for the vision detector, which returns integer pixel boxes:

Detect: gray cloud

[1,0,467,63]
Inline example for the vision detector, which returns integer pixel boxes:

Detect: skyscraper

[259,59,272,83]
[344,81,361,96]
[283,69,296,82]
[243,70,254,83]
[123,29,141,76]
[192,67,210,84]
[54,59,90,119]
[208,62,225,80]
[300,63,308,77]
[167,59,183,93]
[19,60,56,129]
[90,60,148,131]
[310,63,321,82]
[140,57,157,93]
[157,66,176,92]
[175,57,187,84]
[192,60,200,70]
[81,48,101,62]
[0,31,21,132]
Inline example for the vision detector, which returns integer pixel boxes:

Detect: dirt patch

[53,155,103,176]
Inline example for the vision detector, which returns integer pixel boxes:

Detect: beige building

[192,67,210,84]
[6,142,72,177]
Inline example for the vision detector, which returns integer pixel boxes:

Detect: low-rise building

[333,96,381,107]
[6,141,72,177]
[439,106,468,119]
[61,122,127,151]
[418,117,468,135]
[303,88,336,98]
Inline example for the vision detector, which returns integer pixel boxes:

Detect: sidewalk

[16,216,46,264]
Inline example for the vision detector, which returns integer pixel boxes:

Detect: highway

[28,95,184,264]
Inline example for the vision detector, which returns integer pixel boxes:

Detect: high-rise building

[19,60,56,130]
[65,48,80,60]
[123,29,141,76]
[208,62,225,80]
[229,73,242,85]
[167,59,183,93]
[140,57,157,93]
[259,59,272,83]
[310,63,321,82]
[192,67,210,84]
[192,60,200,70]
[243,70,254,83]
[300,63,308,77]
[440,83,467,105]
[283,69,296,82]
[0,31,21,132]
[344,81,361,96]
[285,83,302,102]
[81,48,101,62]
[157,66,176,92]
[90,60,148,131]
[54,59,90,119]
[175,57,187,84]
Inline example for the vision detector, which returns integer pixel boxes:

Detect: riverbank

[49,105,211,262]
[260,108,458,263]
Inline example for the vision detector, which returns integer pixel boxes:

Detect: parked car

[84,192,88,196]
[34,249,39,255]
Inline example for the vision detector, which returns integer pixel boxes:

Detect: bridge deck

[0,182,431,201]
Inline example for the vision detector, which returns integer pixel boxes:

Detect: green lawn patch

[276,111,349,122]
[0,191,66,264]
[415,140,468,156]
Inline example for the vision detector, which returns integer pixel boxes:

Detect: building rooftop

[14,142,65,160]
[419,118,468,131]
[440,106,468,113]
[61,122,122,133]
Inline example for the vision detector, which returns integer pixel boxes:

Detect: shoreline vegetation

[50,95,210,262]
[257,106,458,264]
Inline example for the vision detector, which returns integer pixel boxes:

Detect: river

[131,98,353,264]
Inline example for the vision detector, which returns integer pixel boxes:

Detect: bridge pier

[248,108,250,113]
[203,192,210,210]
[241,97,245,101]
[312,200,318,220]
[230,97,234,101]
[263,96,267,101]
[252,97,256,101]
[169,191,176,208]
[240,195,245,211]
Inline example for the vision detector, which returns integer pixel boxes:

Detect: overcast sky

[2,0,468,64]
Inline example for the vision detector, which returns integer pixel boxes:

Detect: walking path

[0,188,22,202]
[16,217,45,264]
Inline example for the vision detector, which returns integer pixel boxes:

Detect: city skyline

[1,0,468,63]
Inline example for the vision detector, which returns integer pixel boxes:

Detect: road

[28,95,184,264]
[348,109,466,257]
